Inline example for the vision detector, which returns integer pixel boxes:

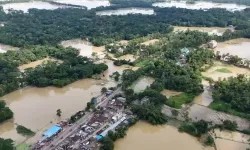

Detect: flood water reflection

[96,8,154,16]
[0,59,134,143]
[153,1,247,11]
[115,121,214,150]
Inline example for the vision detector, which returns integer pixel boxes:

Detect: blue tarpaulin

[96,135,103,140]
[43,125,62,138]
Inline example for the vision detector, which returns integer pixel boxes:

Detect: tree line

[212,75,250,116]
[0,45,108,95]
[0,5,250,47]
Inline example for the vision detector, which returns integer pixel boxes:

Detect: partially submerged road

[41,88,122,150]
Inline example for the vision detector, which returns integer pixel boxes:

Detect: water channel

[96,8,154,16]
[0,38,138,144]
[152,1,248,11]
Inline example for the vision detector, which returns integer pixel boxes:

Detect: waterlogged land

[2,1,62,13]
[215,139,250,150]
[0,59,135,143]
[115,121,214,150]
[96,8,154,16]
[0,43,19,53]
[152,1,248,11]
[54,0,110,9]
[60,39,105,58]
[17,57,62,71]
[216,38,250,59]
[130,77,155,93]
[202,61,250,81]
[174,26,231,36]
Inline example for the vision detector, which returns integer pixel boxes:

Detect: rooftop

[43,125,62,138]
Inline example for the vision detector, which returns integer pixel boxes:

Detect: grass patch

[215,68,232,73]
[166,93,195,109]
[16,143,31,150]
[209,101,250,120]
[135,59,154,67]
[16,125,35,137]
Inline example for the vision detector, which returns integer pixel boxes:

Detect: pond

[130,77,155,93]
[2,1,62,13]
[152,1,248,11]
[54,0,110,9]
[96,8,154,16]
[115,121,214,150]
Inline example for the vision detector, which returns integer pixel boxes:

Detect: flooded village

[0,0,250,150]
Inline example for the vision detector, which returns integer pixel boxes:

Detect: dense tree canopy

[0,101,13,123]
[212,75,250,114]
[0,5,249,47]
[0,138,14,150]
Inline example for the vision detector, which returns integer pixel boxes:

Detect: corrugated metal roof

[43,125,62,138]
[100,116,126,137]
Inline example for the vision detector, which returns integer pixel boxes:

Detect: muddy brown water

[215,139,250,150]
[152,1,248,11]
[202,61,250,81]
[0,59,139,144]
[130,77,155,93]
[216,38,250,60]
[18,58,62,71]
[115,121,214,150]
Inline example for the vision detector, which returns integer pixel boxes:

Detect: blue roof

[43,125,62,138]
[96,135,103,140]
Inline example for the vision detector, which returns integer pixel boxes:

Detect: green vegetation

[221,120,238,131]
[16,143,30,150]
[179,120,209,137]
[166,93,195,109]
[0,138,14,150]
[215,68,232,73]
[211,75,250,119]
[113,59,134,66]
[110,71,121,81]
[16,125,35,137]
[209,100,250,119]
[0,4,249,47]
[132,103,168,125]
[205,135,214,146]
[0,101,13,123]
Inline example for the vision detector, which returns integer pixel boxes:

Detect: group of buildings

[51,92,133,150]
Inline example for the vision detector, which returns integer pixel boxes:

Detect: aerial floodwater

[152,1,248,11]
[54,0,110,9]
[130,77,155,93]
[0,39,139,144]
[96,8,154,16]
[115,121,214,150]
[216,38,250,60]
[2,1,62,13]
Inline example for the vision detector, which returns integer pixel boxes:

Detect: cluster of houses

[54,93,133,150]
